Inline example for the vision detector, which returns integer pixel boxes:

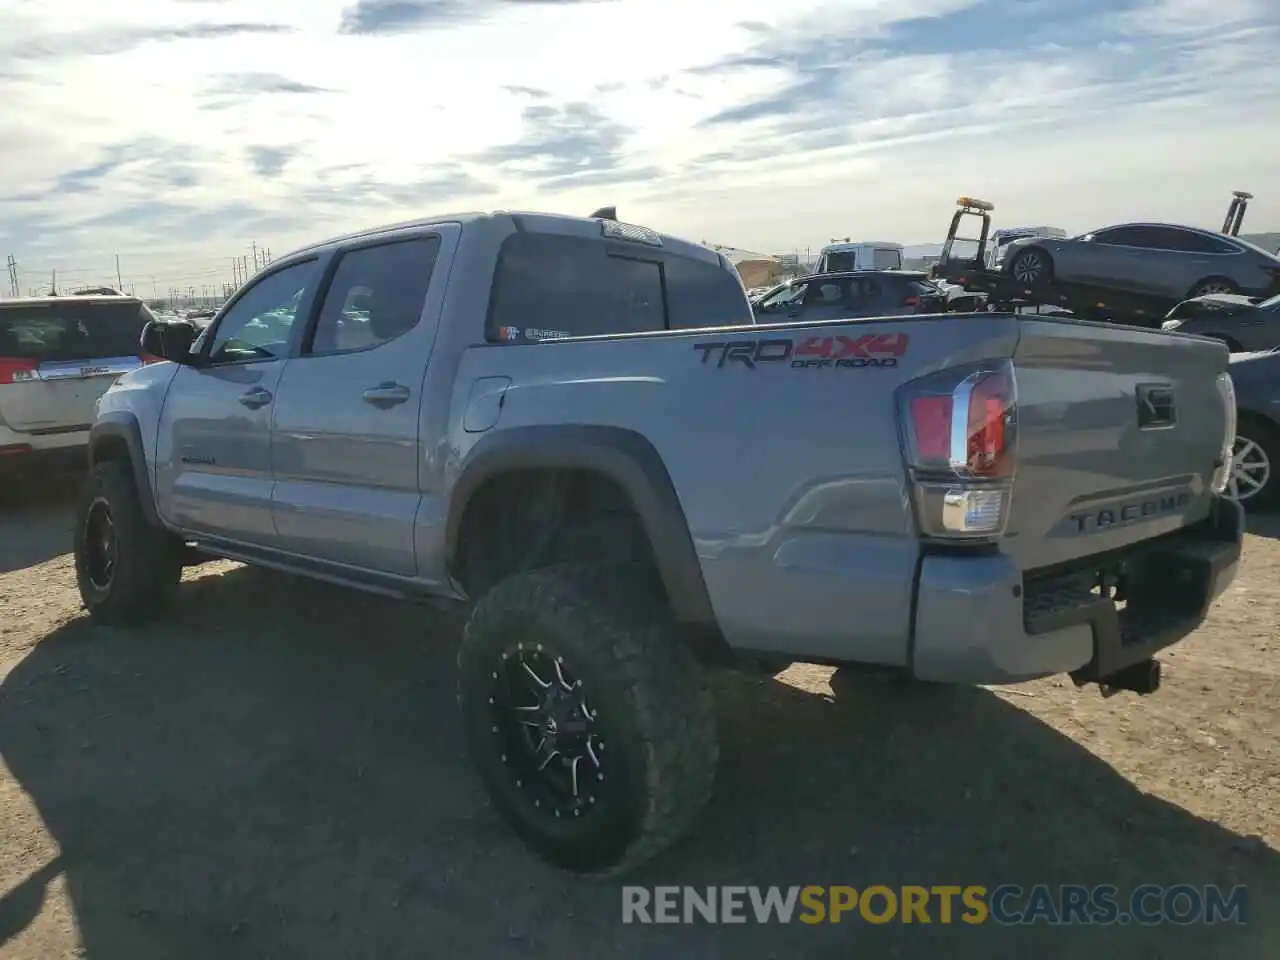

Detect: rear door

[797,278,853,322]
[874,275,946,314]
[1145,227,1232,301]
[269,229,454,575]
[0,299,150,435]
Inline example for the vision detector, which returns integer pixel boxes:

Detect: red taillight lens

[903,295,922,307]
[0,358,38,384]
[910,396,953,460]
[899,361,1017,540]
[964,369,1014,477]
[141,353,164,364]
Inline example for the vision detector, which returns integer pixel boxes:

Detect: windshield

[1260,292,1280,311]
[822,252,858,272]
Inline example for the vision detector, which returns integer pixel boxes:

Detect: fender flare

[88,413,162,528]
[446,425,717,629]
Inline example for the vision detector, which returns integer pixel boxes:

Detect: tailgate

[0,300,148,433]
[1006,319,1230,570]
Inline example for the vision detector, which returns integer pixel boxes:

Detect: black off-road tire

[74,460,183,625]
[457,563,718,875]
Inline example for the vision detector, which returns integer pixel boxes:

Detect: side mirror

[140,319,198,364]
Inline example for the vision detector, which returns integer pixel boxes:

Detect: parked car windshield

[1259,292,1280,311]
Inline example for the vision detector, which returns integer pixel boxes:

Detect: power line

[3,241,276,302]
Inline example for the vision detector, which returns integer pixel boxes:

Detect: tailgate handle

[1136,383,1176,429]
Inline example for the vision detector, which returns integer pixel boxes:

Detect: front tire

[74,460,183,625]
[457,564,718,875]
[1008,247,1053,286]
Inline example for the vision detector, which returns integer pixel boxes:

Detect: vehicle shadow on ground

[0,469,80,574]
[1245,509,1280,540]
[0,565,1274,960]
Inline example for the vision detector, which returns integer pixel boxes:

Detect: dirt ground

[0,473,1276,959]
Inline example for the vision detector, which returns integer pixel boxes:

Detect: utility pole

[252,241,259,271]
[49,268,57,296]
[242,255,249,281]
[152,277,158,300]
[115,253,123,291]
[5,255,17,297]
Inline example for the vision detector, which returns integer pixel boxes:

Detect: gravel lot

[0,473,1276,959]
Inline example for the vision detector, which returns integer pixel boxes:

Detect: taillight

[898,360,1018,540]
[141,353,164,364]
[903,295,922,308]
[0,358,38,384]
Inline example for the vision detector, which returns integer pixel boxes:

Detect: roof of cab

[280,209,723,266]
[820,241,904,250]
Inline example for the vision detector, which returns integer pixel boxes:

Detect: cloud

[471,101,659,190]
[200,72,334,110]
[337,0,615,35]
[2,22,292,62]
[0,0,1277,293]
[246,146,295,178]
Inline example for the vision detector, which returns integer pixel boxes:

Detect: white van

[815,241,904,273]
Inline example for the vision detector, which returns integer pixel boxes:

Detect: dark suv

[751,271,946,323]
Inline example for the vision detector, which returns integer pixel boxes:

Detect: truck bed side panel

[445,315,1022,662]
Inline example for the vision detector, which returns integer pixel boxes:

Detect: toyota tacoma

[77,209,1244,875]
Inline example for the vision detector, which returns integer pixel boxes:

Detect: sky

[1,0,1278,296]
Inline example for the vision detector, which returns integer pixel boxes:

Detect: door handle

[362,381,411,407]
[238,386,272,409]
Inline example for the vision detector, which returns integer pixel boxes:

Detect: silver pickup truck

[77,210,1244,875]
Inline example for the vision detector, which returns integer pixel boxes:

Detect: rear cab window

[486,230,750,341]
[0,299,154,362]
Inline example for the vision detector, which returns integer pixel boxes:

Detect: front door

[155,258,323,544]
[270,229,453,576]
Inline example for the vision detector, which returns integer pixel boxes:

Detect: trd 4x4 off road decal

[692,333,909,370]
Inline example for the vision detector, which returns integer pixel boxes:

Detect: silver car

[1001,223,1280,301]
[0,295,156,470]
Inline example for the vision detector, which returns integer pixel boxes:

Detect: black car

[1225,348,1280,506]
[1162,291,1280,352]
[751,271,946,323]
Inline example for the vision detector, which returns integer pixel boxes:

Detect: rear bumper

[911,497,1244,685]
[0,423,89,471]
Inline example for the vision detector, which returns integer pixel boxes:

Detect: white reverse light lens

[941,487,1007,534]
[1211,372,1237,495]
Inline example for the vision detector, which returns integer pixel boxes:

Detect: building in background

[708,245,787,289]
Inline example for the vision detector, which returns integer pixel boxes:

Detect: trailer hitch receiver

[1088,658,1162,698]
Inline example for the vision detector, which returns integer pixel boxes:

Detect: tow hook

[1096,658,1162,697]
